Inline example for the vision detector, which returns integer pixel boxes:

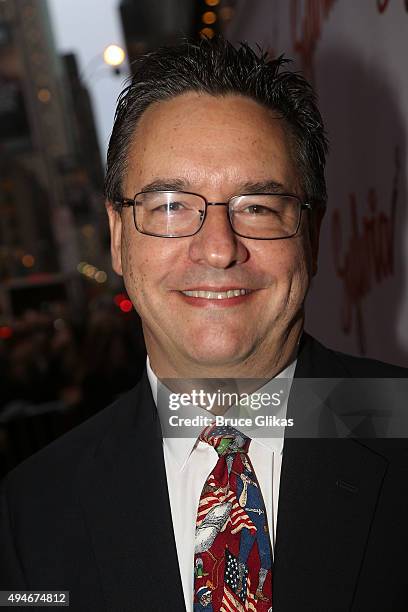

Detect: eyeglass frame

[114,190,313,240]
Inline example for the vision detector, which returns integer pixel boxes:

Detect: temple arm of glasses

[113,198,135,208]
[111,199,229,208]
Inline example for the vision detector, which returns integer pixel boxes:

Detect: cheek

[260,239,308,275]
[287,240,314,302]
[289,239,312,283]
[120,233,177,309]
[120,231,147,306]
[261,239,312,299]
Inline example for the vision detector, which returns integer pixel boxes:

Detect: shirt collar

[146,355,296,471]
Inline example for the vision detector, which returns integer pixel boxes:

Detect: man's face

[108,93,323,377]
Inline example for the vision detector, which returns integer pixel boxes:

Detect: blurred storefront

[0,0,108,323]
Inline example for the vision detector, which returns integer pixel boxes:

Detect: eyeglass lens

[133,191,301,238]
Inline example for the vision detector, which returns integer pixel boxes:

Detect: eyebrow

[140,178,188,192]
[139,178,288,195]
[238,180,287,194]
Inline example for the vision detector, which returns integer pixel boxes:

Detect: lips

[181,288,250,299]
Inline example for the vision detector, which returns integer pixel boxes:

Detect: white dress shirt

[146,357,296,611]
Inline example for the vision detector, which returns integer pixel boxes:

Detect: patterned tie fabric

[193,424,273,612]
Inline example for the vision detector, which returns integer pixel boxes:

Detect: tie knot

[199,424,250,455]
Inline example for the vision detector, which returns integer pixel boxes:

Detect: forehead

[123,92,299,195]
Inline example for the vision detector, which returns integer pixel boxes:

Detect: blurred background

[0,0,407,476]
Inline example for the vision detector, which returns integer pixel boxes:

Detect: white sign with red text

[227,0,408,366]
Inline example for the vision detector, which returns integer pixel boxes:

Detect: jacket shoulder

[300,332,408,378]
[1,381,143,495]
[331,347,407,377]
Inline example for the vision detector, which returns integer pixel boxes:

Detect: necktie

[193,424,273,611]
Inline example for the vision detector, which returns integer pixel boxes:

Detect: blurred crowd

[0,303,146,475]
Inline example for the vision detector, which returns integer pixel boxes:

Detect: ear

[106,200,123,276]
[309,206,326,276]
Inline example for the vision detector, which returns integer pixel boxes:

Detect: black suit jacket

[1,334,407,611]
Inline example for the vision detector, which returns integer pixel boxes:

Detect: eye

[153,200,187,213]
[168,201,184,211]
[242,204,277,215]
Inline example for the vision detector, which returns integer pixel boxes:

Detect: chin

[184,341,248,370]
[184,324,255,363]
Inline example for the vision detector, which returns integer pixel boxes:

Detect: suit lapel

[273,335,389,610]
[78,372,185,612]
[75,335,389,610]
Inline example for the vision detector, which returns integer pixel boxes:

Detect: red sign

[331,148,400,353]
[290,0,337,80]
[377,0,408,13]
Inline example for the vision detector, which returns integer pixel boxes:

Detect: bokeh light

[114,293,127,307]
[95,271,107,283]
[119,299,133,313]
[200,27,215,39]
[202,11,217,25]
[37,88,51,103]
[103,44,125,67]
[0,326,13,340]
[22,254,35,268]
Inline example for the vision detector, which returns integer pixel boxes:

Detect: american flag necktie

[193,424,273,611]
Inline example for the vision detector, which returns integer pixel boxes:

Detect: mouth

[180,288,251,300]
[175,287,256,307]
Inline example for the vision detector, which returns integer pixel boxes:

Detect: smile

[181,289,250,299]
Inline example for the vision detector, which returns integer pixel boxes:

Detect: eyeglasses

[114,190,312,240]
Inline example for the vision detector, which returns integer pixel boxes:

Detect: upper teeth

[182,289,249,299]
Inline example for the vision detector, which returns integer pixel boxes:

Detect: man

[1,38,407,611]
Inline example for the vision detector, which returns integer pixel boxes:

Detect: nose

[188,204,249,269]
